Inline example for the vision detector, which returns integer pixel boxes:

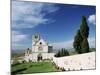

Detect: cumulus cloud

[88,14,96,25]
[12,1,59,29]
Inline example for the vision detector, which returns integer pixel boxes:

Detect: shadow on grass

[11,68,27,75]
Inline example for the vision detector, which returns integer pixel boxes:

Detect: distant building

[24,34,55,62]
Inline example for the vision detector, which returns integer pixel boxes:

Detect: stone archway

[37,53,42,61]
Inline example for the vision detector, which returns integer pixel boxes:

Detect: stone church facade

[24,34,55,62]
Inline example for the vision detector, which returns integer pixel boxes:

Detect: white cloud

[12,31,27,42]
[12,30,29,50]
[88,14,96,25]
[88,37,96,48]
[12,1,59,29]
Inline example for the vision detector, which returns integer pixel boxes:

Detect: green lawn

[11,61,61,74]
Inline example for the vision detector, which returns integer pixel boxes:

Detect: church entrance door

[37,53,42,61]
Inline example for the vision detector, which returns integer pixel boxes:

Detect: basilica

[24,34,55,62]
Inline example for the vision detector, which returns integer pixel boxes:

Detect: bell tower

[32,34,40,43]
[32,34,40,52]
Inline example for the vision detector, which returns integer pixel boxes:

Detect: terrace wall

[53,52,96,71]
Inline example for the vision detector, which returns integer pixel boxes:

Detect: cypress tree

[54,49,69,57]
[65,49,69,56]
[80,16,90,53]
[73,16,90,54]
[81,38,89,53]
[73,29,83,53]
[80,16,89,38]
[61,48,64,56]
[64,49,66,56]
[57,51,60,57]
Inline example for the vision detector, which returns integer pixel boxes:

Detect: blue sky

[12,1,96,50]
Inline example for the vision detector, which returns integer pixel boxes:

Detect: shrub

[55,49,69,57]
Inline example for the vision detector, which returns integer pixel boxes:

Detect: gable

[36,39,48,46]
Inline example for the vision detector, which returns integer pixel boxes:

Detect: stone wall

[53,52,95,71]
[42,53,55,59]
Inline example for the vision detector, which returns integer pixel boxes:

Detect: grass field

[11,61,61,74]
